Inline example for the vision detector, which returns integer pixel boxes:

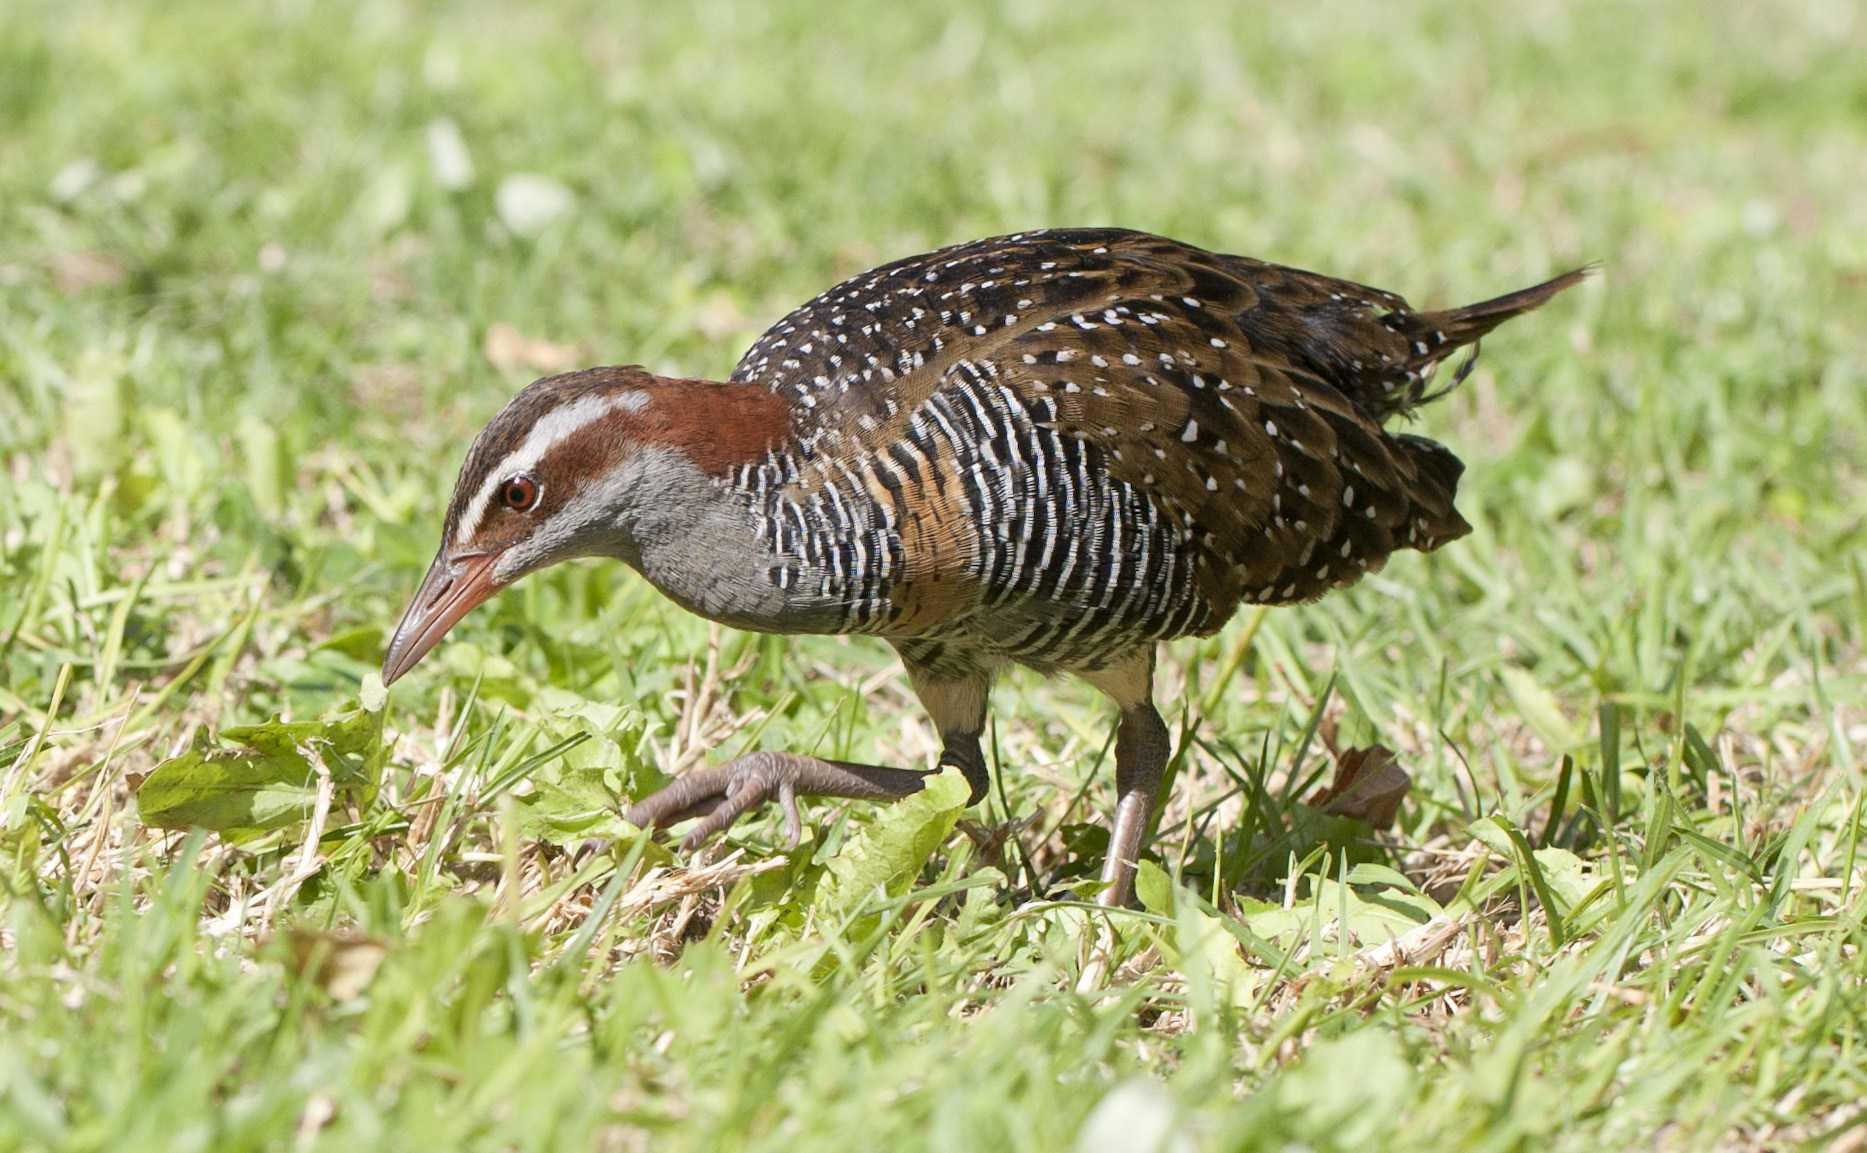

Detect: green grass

[4,0,1867,1148]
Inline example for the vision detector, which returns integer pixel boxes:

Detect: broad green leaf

[1470,816,1607,909]
[442,641,534,708]
[1232,896,1307,945]
[1467,816,1518,860]
[1500,820,1570,945]
[1133,859,1174,917]
[316,625,384,663]
[135,750,332,831]
[953,866,1011,940]
[1345,862,1422,892]
[1150,882,1259,1008]
[513,697,660,846]
[1236,880,1441,952]
[820,767,969,917]
[1469,816,1614,944]
[1184,903,1261,1008]
[136,693,385,831]
[1530,845,1610,909]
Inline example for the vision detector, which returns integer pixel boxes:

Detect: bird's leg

[1071,648,1166,991]
[628,655,995,854]
[899,654,996,806]
[1099,703,1170,907]
[937,732,990,807]
[626,752,933,852]
[1077,646,1166,908]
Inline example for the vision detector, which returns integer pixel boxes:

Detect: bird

[382,227,1583,907]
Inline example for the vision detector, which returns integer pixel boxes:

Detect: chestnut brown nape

[393,227,1584,908]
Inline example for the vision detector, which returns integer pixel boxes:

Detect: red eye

[502,475,538,511]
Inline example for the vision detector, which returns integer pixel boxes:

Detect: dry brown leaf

[1307,744,1410,829]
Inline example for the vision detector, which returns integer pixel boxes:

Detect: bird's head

[381,364,787,685]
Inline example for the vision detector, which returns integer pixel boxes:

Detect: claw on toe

[776,782,803,846]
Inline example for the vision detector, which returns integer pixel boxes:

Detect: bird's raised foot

[625,751,935,852]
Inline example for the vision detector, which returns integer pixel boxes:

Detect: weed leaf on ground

[135,690,386,832]
[820,766,970,916]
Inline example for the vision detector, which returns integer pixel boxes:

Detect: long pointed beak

[382,551,507,685]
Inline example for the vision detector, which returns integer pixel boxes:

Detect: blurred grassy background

[3,0,1866,1149]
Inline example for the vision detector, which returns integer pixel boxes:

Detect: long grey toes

[677,776,775,851]
[626,756,788,852]
[626,763,751,832]
[628,751,936,854]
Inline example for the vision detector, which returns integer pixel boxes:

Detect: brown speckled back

[722,228,1580,674]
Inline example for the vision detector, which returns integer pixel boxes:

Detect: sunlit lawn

[3,1,1866,1149]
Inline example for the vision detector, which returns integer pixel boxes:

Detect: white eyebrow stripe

[453,390,648,545]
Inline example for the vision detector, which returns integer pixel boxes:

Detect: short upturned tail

[1359,267,1590,558]
[1414,266,1593,350]
[1387,265,1592,416]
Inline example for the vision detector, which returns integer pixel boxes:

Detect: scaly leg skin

[625,752,934,851]
[1097,703,1170,907]
[1073,646,1166,994]
[1075,700,1171,994]
[1074,645,1167,909]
